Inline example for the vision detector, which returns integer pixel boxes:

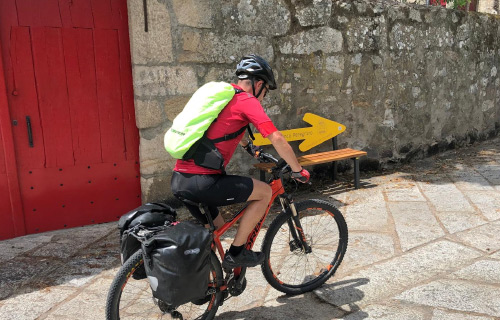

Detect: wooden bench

[254,137,367,189]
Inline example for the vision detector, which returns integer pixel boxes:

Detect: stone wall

[127,0,500,203]
[478,0,499,14]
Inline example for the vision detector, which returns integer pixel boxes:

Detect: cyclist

[171,54,310,269]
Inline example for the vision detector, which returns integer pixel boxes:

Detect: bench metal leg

[332,161,338,181]
[353,157,360,189]
[331,136,338,181]
[260,170,266,182]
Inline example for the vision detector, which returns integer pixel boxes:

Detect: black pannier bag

[118,203,177,279]
[142,221,212,307]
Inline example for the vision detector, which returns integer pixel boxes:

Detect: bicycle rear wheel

[106,250,223,320]
[261,199,348,295]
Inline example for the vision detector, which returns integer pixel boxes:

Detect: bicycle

[106,152,348,320]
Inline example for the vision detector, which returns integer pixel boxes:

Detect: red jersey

[174,84,278,174]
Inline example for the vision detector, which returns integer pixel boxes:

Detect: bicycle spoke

[262,200,347,293]
[107,251,222,320]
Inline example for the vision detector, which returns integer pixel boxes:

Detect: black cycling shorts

[171,171,254,224]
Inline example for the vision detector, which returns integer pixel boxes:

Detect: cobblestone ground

[1,137,499,320]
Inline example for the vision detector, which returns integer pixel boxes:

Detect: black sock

[229,245,244,256]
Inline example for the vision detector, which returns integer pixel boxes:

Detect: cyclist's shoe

[222,249,265,268]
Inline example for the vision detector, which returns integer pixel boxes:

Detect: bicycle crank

[228,276,247,296]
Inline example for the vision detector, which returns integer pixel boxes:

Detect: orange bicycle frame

[212,177,285,260]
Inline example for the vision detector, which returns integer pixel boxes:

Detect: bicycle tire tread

[261,199,348,295]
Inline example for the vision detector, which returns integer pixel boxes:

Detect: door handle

[26,116,33,148]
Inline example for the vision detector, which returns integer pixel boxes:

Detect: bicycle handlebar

[256,151,292,179]
[256,151,279,164]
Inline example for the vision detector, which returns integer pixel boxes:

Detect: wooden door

[0,125,16,239]
[0,0,140,238]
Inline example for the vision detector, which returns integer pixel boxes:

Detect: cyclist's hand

[242,141,262,158]
[291,168,310,183]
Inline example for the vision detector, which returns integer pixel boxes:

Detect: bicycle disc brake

[289,239,302,253]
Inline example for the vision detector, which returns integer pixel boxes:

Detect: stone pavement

[1,137,500,320]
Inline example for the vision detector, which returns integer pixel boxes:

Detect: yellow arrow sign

[253,113,346,152]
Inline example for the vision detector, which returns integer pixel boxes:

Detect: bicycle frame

[212,176,285,260]
[200,153,312,295]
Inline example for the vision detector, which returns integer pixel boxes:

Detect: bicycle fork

[279,194,312,254]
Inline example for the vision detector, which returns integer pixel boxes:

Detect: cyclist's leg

[173,174,271,267]
[171,172,254,232]
[212,214,225,230]
[171,172,223,228]
[232,178,271,246]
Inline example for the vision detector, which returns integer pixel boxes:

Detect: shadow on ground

[217,278,370,320]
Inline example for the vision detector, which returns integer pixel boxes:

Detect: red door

[0,0,140,239]
[0,125,15,239]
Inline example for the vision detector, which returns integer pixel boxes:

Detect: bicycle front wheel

[261,199,348,295]
[106,250,223,320]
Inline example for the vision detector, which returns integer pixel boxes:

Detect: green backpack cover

[164,82,237,160]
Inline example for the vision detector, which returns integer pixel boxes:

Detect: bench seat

[254,148,367,188]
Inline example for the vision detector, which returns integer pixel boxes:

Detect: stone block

[427,26,455,49]
[325,55,344,74]
[179,29,273,64]
[315,240,482,307]
[346,16,387,52]
[172,0,214,28]
[345,303,428,320]
[435,211,487,234]
[204,67,237,84]
[474,163,500,186]
[397,280,500,317]
[432,309,493,320]
[454,220,500,252]
[344,191,389,232]
[449,167,493,191]
[418,180,475,212]
[409,8,422,22]
[141,175,171,203]
[451,260,500,285]
[44,278,113,319]
[295,0,333,27]
[0,234,52,261]
[134,99,164,129]
[387,4,407,21]
[132,66,198,97]
[128,0,173,64]
[464,191,500,221]
[384,183,425,202]
[278,27,343,55]
[341,232,394,270]
[0,287,76,320]
[139,133,168,162]
[140,158,174,176]
[389,23,427,51]
[491,250,500,260]
[389,202,445,251]
[221,0,291,36]
[0,256,59,300]
[164,96,191,122]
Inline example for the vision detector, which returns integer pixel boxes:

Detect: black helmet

[236,54,277,90]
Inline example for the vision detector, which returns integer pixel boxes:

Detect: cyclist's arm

[239,139,249,147]
[267,131,302,172]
